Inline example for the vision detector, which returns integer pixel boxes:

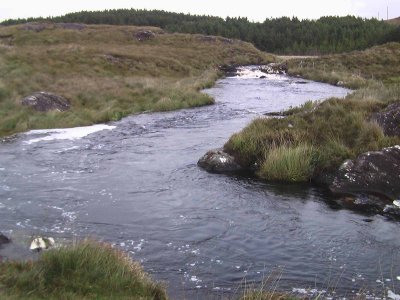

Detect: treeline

[2,9,400,54]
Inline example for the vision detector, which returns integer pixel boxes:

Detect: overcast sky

[1,0,399,22]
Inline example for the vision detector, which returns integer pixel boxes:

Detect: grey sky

[1,0,399,22]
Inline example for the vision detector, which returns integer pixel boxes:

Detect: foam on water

[234,66,289,80]
[389,290,400,300]
[24,124,116,144]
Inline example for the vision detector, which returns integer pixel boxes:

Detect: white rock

[30,237,55,251]
[393,200,400,208]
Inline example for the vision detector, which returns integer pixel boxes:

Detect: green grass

[0,240,167,300]
[0,23,273,137]
[258,144,317,182]
[225,44,400,183]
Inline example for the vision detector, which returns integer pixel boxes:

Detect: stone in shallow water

[197,148,242,173]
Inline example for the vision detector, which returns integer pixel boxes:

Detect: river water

[1,68,400,299]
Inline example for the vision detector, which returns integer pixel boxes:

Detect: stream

[1,68,400,299]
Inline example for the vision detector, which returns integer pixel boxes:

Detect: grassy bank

[0,23,272,137]
[224,42,400,183]
[0,240,167,299]
[287,42,400,88]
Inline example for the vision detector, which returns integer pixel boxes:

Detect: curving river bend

[1,68,400,299]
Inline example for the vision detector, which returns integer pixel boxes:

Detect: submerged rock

[330,146,400,200]
[21,92,71,112]
[372,101,400,137]
[198,148,243,173]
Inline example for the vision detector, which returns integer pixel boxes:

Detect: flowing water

[1,68,400,299]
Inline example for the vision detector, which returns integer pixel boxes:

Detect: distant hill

[387,17,400,25]
[1,9,400,55]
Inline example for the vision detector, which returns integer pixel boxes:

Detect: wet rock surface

[218,64,239,77]
[261,63,288,74]
[198,148,243,173]
[330,146,400,200]
[21,92,71,112]
[0,233,10,246]
[372,101,400,137]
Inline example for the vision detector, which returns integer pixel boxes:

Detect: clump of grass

[238,268,298,300]
[241,292,296,300]
[283,100,319,116]
[258,144,316,182]
[0,240,167,300]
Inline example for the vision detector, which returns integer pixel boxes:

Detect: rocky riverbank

[199,44,400,218]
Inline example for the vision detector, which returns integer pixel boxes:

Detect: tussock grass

[241,292,296,300]
[0,24,272,137]
[238,268,298,300]
[225,48,400,183]
[0,240,167,300]
[259,144,317,182]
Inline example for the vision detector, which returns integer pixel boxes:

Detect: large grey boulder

[198,148,243,173]
[21,92,71,112]
[135,30,155,41]
[372,101,400,137]
[330,146,400,200]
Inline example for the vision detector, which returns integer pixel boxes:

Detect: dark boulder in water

[198,148,243,173]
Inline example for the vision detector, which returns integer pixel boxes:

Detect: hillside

[387,17,400,25]
[2,9,400,54]
[287,42,400,88]
[0,23,271,137]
